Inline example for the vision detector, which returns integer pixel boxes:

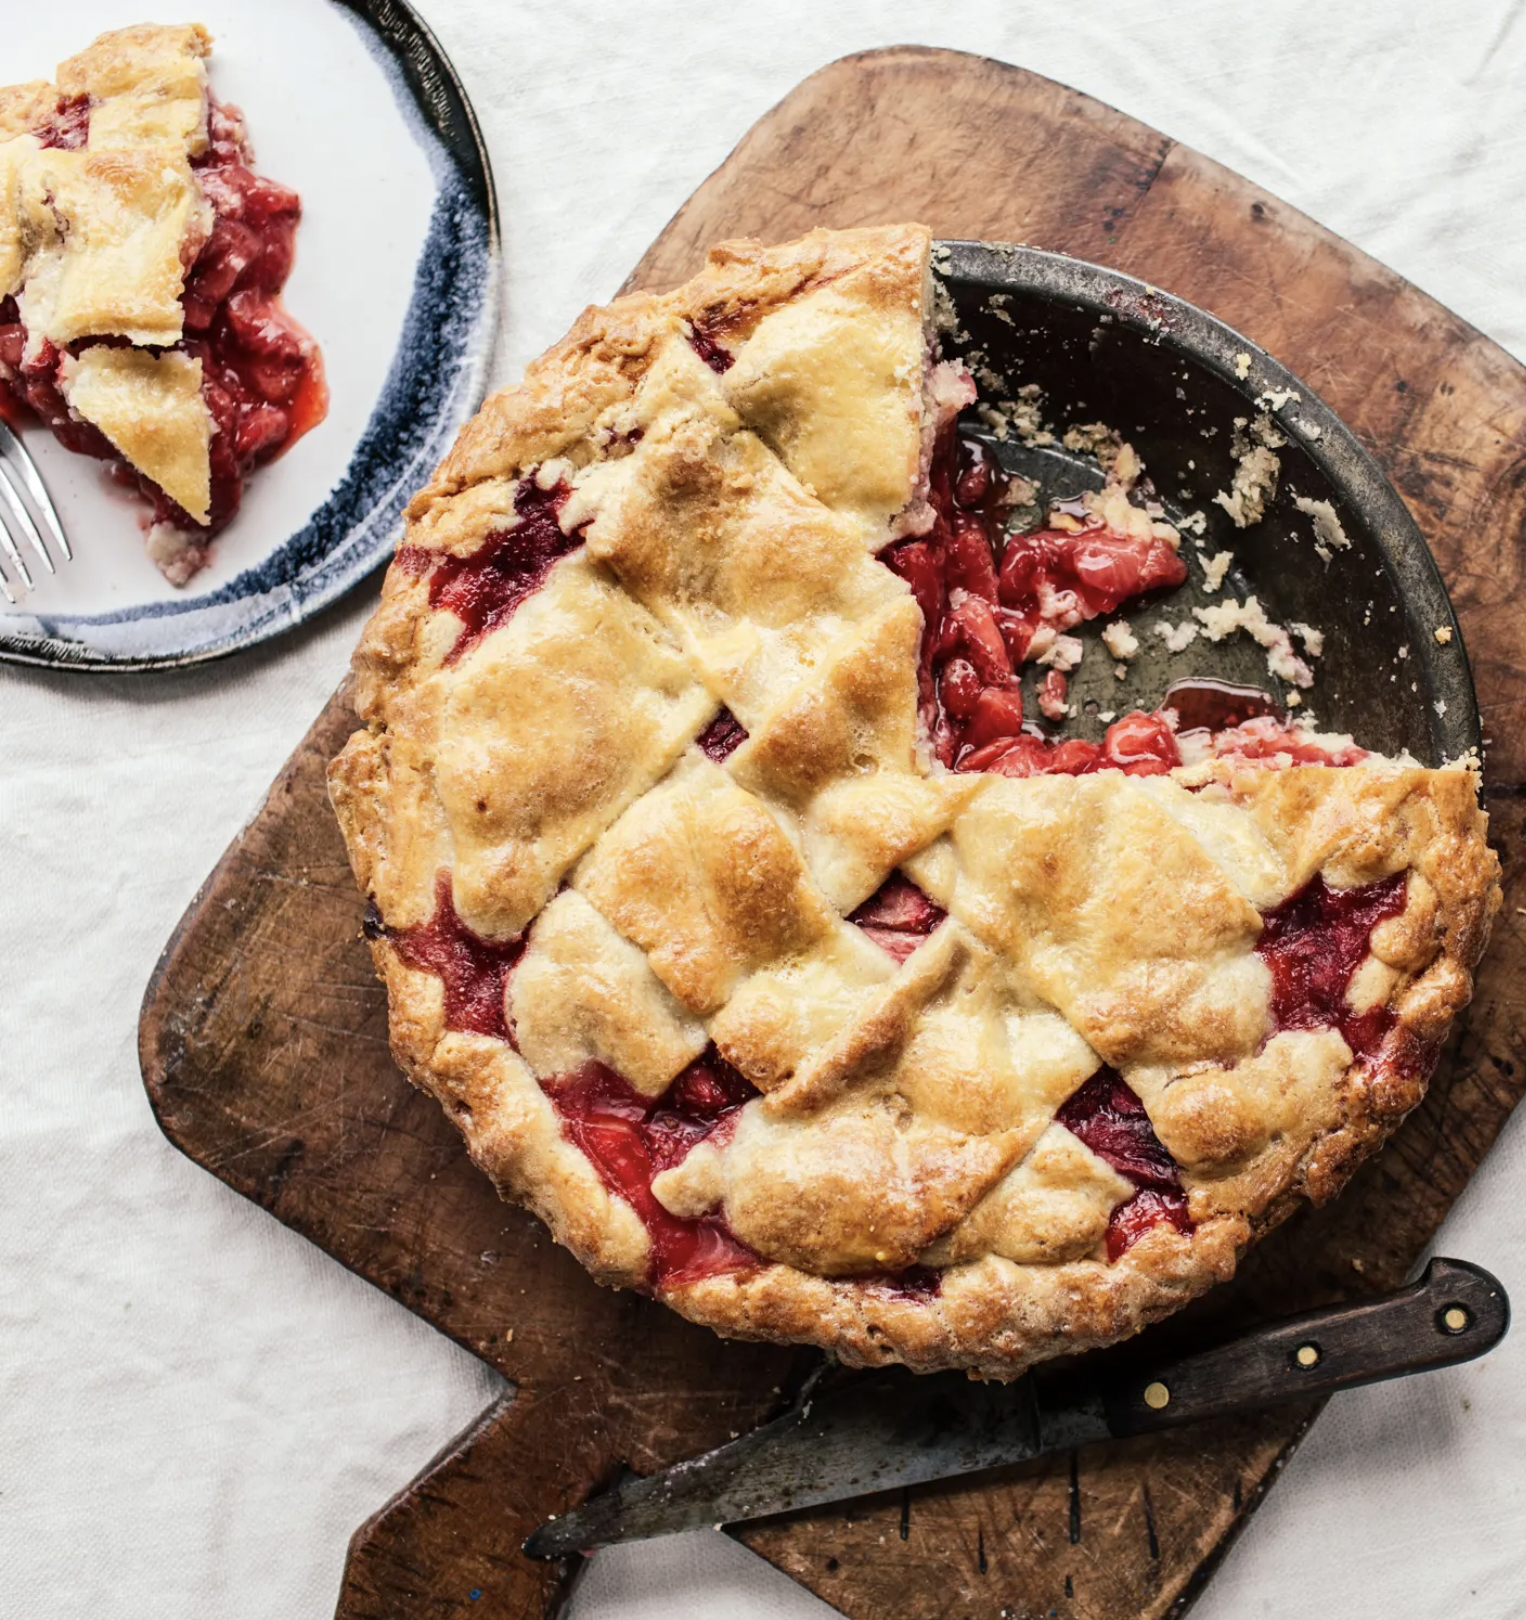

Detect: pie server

[524,1256,1507,1557]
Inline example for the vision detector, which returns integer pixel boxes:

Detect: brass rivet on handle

[1295,1344,1320,1368]
[1441,1305,1470,1334]
[1143,1381,1170,1409]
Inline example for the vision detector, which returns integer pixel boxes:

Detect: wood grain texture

[140,46,1526,1620]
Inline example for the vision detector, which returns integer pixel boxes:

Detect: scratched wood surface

[139,46,1526,1620]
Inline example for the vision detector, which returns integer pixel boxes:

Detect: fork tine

[0,420,70,563]
[0,465,37,589]
[0,460,44,581]
[0,553,18,605]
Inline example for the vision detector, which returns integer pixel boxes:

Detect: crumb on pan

[1194,594,1316,687]
[1102,620,1139,660]
[1154,620,1199,654]
[1214,414,1285,528]
[1201,551,1233,592]
[1294,495,1351,562]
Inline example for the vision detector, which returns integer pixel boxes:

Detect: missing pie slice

[0,24,325,584]
[329,223,1499,1377]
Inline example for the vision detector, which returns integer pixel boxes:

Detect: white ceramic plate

[0,0,499,669]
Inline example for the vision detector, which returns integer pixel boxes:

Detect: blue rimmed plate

[0,0,499,670]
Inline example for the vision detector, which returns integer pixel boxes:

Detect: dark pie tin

[936,241,1479,766]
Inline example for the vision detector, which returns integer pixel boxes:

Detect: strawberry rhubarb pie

[0,24,325,583]
[330,224,1498,1377]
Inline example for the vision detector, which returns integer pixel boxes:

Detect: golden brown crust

[329,222,1501,1378]
[61,347,210,521]
[57,23,211,153]
[0,84,54,141]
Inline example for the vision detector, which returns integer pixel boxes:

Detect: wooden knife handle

[1105,1257,1509,1438]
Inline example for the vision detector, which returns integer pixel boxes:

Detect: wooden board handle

[336,1392,587,1620]
[1105,1258,1510,1437]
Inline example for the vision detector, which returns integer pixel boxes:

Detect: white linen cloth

[4,2,1524,1615]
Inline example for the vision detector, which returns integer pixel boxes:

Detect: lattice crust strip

[329,222,1500,1376]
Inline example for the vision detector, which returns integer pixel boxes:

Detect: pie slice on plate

[329,223,1499,1377]
[0,23,325,583]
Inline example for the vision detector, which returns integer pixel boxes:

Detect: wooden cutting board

[139,45,1526,1620]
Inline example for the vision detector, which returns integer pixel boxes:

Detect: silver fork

[0,420,71,605]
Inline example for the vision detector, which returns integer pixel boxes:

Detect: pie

[329,223,1499,1378]
[0,24,325,584]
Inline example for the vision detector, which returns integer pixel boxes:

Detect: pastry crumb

[1194,594,1315,687]
[1037,633,1084,672]
[931,276,959,333]
[1201,550,1233,592]
[1294,495,1350,556]
[1286,691,1302,707]
[1234,351,1252,379]
[1290,622,1325,657]
[1154,620,1199,654]
[1062,421,1123,462]
[1101,620,1139,660]
[1214,414,1285,528]
[1037,670,1070,720]
[1435,626,1454,645]
[1113,662,1128,680]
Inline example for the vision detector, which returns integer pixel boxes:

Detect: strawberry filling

[377,872,529,1043]
[848,873,947,963]
[1056,1070,1193,1261]
[1257,872,1409,1056]
[696,707,748,762]
[883,423,1188,767]
[396,478,584,664]
[544,1050,762,1290]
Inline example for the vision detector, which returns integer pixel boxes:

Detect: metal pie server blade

[524,1257,1508,1558]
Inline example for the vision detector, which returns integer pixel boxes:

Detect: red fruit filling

[857,1266,943,1301]
[848,873,947,963]
[1036,668,1069,721]
[380,872,528,1043]
[37,95,90,151]
[883,424,1187,767]
[996,519,1187,637]
[685,301,756,375]
[1055,1069,1193,1261]
[544,1049,762,1290]
[396,478,584,664]
[1256,872,1409,1056]
[686,319,735,375]
[1160,677,1280,733]
[958,709,1183,779]
[1199,715,1368,768]
[0,96,326,545]
[697,707,748,762]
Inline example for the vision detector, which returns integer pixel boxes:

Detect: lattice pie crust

[330,224,1498,1377]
